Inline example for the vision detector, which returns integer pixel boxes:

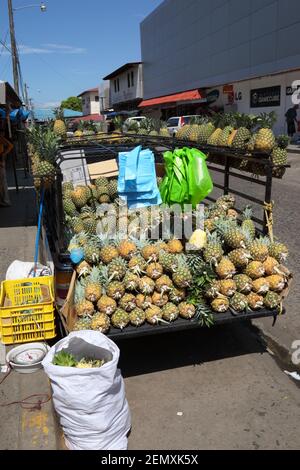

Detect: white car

[123,116,147,131]
[166,115,204,136]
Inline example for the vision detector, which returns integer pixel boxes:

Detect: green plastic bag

[160,147,213,208]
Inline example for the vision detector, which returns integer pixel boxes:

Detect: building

[78,87,100,116]
[103,63,143,113]
[140,0,300,134]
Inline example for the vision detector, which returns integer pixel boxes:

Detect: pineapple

[71,187,89,208]
[75,299,94,317]
[136,294,152,310]
[227,209,239,220]
[265,275,285,293]
[84,241,100,265]
[255,112,276,152]
[107,257,127,281]
[73,316,92,331]
[155,240,169,251]
[141,244,159,262]
[197,122,215,144]
[84,267,102,302]
[71,218,85,234]
[218,126,235,147]
[232,127,251,150]
[264,291,281,309]
[216,220,247,250]
[118,239,137,260]
[91,312,110,333]
[139,276,155,295]
[233,274,253,294]
[247,133,258,152]
[95,177,109,188]
[204,280,221,300]
[155,275,173,293]
[146,263,163,280]
[247,292,264,310]
[252,278,270,295]
[228,249,251,269]
[162,303,179,322]
[159,250,178,273]
[63,198,77,217]
[111,308,129,330]
[106,281,125,300]
[178,302,196,320]
[203,232,224,264]
[107,179,118,199]
[129,308,146,327]
[76,260,92,278]
[34,161,56,189]
[167,239,184,254]
[97,295,117,315]
[119,293,137,312]
[207,128,223,146]
[272,135,289,178]
[99,244,119,264]
[124,272,139,291]
[159,128,170,138]
[263,257,280,276]
[216,194,236,211]
[169,287,186,304]
[230,293,248,312]
[219,280,237,297]
[241,207,256,240]
[172,258,193,288]
[245,261,265,280]
[247,237,269,262]
[145,306,163,325]
[215,258,236,279]
[152,291,169,307]
[53,107,66,137]
[268,242,289,263]
[211,297,229,313]
[128,255,147,275]
[82,217,97,235]
[62,181,74,193]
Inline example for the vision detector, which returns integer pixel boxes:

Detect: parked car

[166,114,210,136]
[123,116,147,131]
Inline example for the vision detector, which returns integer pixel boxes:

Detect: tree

[61,96,82,112]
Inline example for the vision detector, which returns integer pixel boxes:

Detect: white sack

[6,260,52,280]
[42,331,131,450]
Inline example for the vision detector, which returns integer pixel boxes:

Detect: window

[82,98,85,105]
[95,95,99,102]
[114,79,120,93]
[127,73,130,88]
[131,71,134,87]
[127,71,134,88]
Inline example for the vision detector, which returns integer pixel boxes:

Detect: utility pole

[7,0,20,96]
[24,83,30,109]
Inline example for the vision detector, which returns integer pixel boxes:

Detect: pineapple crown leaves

[87,266,102,283]
[256,111,277,130]
[276,134,289,149]
[54,107,65,121]
[242,206,253,220]
[53,350,77,367]
[74,280,85,303]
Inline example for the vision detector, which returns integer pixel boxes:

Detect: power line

[0,31,9,57]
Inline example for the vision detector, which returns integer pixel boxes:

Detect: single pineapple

[129,308,146,327]
[53,107,66,137]
[263,257,280,276]
[271,135,289,178]
[216,194,236,211]
[63,198,77,217]
[119,293,137,312]
[75,299,94,317]
[139,276,155,295]
[152,291,169,307]
[219,280,237,297]
[207,128,223,146]
[245,261,265,280]
[34,161,56,189]
[91,312,110,333]
[233,274,253,294]
[71,217,85,234]
[252,278,270,295]
[73,316,92,331]
[155,275,173,293]
[84,267,102,302]
[107,179,118,200]
[145,306,163,325]
[204,280,221,300]
[118,239,137,260]
[62,181,74,193]
[232,127,251,150]
[215,258,236,279]
[84,241,100,265]
[268,242,289,263]
[255,112,276,152]
[128,255,147,275]
[169,287,186,304]
[248,237,269,262]
[159,250,178,273]
[228,249,251,269]
[141,244,159,262]
[99,244,119,264]
[146,262,163,280]
[211,297,230,313]
[219,126,235,147]
[198,122,215,144]
[97,295,117,316]
[216,219,247,249]
[264,291,281,309]
[247,292,264,310]
[178,302,196,319]
[247,133,258,152]
[111,308,130,330]
[71,186,89,208]
[107,257,127,281]
[265,275,285,293]
[167,239,184,254]
[203,232,224,265]
[124,272,139,291]
[162,303,179,322]
[227,209,239,220]
[95,177,109,188]
[230,293,248,312]
[172,258,193,288]
[76,261,92,278]
[136,294,152,310]
[241,207,256,240]
[106,281,125,300]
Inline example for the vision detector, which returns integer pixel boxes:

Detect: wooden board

[88,159,118,179]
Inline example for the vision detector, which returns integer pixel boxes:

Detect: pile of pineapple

[176,112,288,177]
[200,195,290,314]
[72,237,198,333]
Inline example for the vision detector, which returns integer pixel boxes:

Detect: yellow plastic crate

[0,276,56,345]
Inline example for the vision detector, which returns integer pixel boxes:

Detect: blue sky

[0,0,162,108]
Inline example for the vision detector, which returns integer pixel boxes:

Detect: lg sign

[292,80,300,105]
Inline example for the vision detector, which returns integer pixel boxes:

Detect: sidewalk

[0,164,59,450]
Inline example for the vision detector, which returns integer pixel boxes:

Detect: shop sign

[234,91,242,101]
[250,86,281,108]
[223,84,233,94]
[286,84,300,96]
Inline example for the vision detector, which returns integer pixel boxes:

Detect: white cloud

[2,44,86,55]
[43,43,87,54]
[36,101,61,109]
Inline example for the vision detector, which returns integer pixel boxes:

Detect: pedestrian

[0,130,13,207]
[285,104,299,138]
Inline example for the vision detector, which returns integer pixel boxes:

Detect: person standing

[285,104,299,138]
[0,131,13,207]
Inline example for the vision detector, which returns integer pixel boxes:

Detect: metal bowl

[6,343,50,374]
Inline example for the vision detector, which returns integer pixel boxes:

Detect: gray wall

[140,0,300,99]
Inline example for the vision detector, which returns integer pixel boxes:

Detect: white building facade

[103,63,143,112]
[78,87,100,116]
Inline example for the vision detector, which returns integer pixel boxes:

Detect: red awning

[139,89,206,108]
[71,114,104,122]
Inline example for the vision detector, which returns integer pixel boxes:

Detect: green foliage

[61,96,82,112]
[53,351,77,367]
